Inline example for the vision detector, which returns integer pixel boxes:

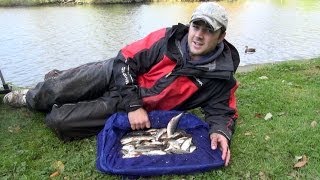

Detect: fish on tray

[120,112,197,158]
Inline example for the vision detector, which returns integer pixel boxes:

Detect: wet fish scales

[181,138,192,151]
[121,135,154,145]
[135,144,166,151]
[189,145,197,153]
[167,113,184,137]
[155,128,167,141]
[120,113,198,158]
[165,148,190,154]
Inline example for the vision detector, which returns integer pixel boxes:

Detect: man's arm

[112,28,167,113]
[203,80,238,166]
[203,80,238,141]
[210,133,230,166]
[112,28,168,129]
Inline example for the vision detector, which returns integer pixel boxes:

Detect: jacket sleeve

[112,28,168,112]
[202,79,239,142]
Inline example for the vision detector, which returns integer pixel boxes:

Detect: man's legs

[3,58,115,111]
[26,59,115,111]
[45,91,121,141]
[3,58,119,140]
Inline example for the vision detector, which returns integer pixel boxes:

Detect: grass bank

[1,58,319,179]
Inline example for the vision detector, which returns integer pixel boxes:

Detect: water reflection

[0,0,320,86]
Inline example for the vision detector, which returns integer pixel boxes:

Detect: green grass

[1,58,320,179]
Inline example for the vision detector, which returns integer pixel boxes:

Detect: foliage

[1,58,320,179]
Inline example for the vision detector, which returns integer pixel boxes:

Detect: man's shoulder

[223,39,240,72]
[164,23,189,40]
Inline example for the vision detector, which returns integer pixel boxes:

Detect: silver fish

[189,145,197,153]
[164,145,190,154]
[155,128,167,141]
[120,112,198,158]
[122,151,141,158]
[142,150,167,156]
[135,144,166,151]
[167,112,184,138]
[121,135,154,145]
[175,137,189,144]
[122,144,135,151]
[181,137,192,151]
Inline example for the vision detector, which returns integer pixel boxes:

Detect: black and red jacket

[113,23,240,141]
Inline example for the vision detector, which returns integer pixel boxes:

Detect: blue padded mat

[96,110,224,176]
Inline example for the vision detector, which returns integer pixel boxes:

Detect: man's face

[188,20,225,60]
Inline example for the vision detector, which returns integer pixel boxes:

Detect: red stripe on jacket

[137,55,176,89]
[225,82,239,131]
[229,81,239,119]
[142,76,198,111]
[121,28,166,59]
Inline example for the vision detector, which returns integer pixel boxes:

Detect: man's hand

[128,108,151,130]
[210,133,230,166]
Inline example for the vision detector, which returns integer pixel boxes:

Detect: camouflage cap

[190,2,228,31]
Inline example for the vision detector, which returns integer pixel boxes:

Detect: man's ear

[218,32,226,43]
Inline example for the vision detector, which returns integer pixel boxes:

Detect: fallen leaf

[311,121,317,128]
[50,171,60,178]
[264,113,273,120]
[50,161,64,178]
[259,171,266,180]
[259,76,268,80]
[294,155,308,168]
[244,132,252,136]
[265,135,270,141]
[8,125,21,133]
[52,160,65,172]
[295,156,303,161]
[255,113,263,118]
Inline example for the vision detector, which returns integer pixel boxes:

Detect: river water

[1,0,320,87]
